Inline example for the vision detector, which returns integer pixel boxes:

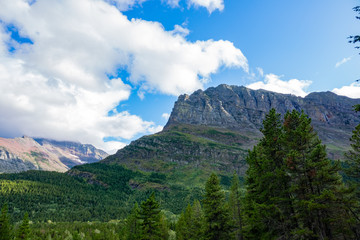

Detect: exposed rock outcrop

[104,85,360,176]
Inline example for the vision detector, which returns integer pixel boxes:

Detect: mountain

[0,136,108,173]
[1,84,359,222]
[103,84,360,180]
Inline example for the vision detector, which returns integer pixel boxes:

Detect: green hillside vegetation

[103,124,254,186]
[0,108,360,239]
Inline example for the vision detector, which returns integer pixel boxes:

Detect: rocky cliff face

[165,84,359,132]
[165,84,360,158]
[0,136,108,173]
[104,85,360,177]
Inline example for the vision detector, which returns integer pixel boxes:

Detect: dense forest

[0,107,360,239]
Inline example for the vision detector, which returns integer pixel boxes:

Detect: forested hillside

[1,108,360,239]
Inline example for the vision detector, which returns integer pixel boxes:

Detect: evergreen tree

[159,212,169,240]
[0,203,12,240]
[191,200,204,239]
[17,212,30,240]
[126,202,142,240]
[243,109,356,239]
[175,201,204,240]
[139,192,163,240]
[345,123,360,187]
[283,110,354,239]
[229,173,243,240]
[344,112,360,237]
[243,109,294,239]
[176,204,193,240]
[202,173,231,240]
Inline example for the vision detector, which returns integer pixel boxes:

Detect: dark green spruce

[202,173,231,240]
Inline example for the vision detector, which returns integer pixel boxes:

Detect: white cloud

[163,0,180,8]
[162,113,170,120]
[0,0,246,151]
[247,73,312,97]
[332,82,360,99]
[170,25,190,37]
[188,0,224,13]
[104,0,147,11]
[335,57,351,68]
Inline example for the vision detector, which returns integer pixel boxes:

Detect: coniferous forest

[0,108,360,240]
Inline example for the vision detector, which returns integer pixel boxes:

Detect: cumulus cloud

[162,113,170,120]
[332,82,360,99]
[247,73,312,97]
[335,57,351,68]
[188,0,224,13]
[0,0,246,151]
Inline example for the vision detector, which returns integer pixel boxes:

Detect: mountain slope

[103,85,360,179]
[0,136,108,173]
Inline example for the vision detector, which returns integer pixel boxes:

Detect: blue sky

[0,0,359,152]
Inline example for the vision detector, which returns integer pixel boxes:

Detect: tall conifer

[139,192,163,240]
[283,110,354,239]
[0,203,12,240]
[229,173,243,240]
[203,173,231,240]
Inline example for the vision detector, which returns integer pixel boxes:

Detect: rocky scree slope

[103,84,360,179]
[0,136,108,173]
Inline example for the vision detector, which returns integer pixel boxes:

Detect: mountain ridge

[104,85,360,178]
[0,136,108,173]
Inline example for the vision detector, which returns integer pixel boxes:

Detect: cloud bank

[332,82,360,99]
[0,0,246,152]
[247,73,312,97]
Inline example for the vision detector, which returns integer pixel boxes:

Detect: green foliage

[349,6,360,52]
[17,212,30,240]
[139,192,164,240]
[229,173,243,240]
[0,203,12,240]
[243,109,356,239]
[203,173,231,240]
[125,203,141,240]
[354,104,360,112]
[176,201,204,240]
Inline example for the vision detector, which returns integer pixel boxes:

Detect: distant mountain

[0,136,108,173]
[103,85,360,180]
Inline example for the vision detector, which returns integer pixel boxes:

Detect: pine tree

[126,202,142,240]
[202,173,231,240]
[159,212,169,240]
[176,204,193,240]
[243,109,356,239]
[345,123,360,187]
[229,173,243,240]
[17,212,30,240]
[139,192,163,240]
[344,116,360,237]
[243,109,294,239]
[175,201,204,240]
[0,203,12,240]
[283,110,354,239]
[191,200,204,239]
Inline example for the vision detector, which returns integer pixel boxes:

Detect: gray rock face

[0,147,37,173]
[166,84,360,131]
[165,85,360,158]
[105,85,360,177]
